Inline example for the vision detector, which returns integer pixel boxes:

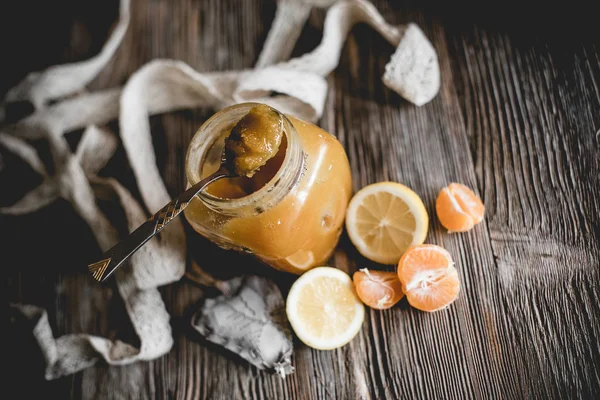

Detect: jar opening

[185,103,304,217]
[202,135,289,200]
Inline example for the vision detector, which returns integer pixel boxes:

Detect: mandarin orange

[397,244,460,312]
[353,269,404,310]
[436,183,484,232]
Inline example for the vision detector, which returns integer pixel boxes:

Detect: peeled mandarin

[353,269,404,310]
[436,183,484,232]
[397,244,460,312]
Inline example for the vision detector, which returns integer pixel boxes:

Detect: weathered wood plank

[4,0,600,399]
[330,15,508,398]
[448,24,600,398]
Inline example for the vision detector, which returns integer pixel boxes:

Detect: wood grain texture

[3,0,599,399]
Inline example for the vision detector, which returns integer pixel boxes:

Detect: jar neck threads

[185,103,304,217]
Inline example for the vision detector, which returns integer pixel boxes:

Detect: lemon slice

[346,182,429,264]
[285,249,315,270]
[286,267,364,350]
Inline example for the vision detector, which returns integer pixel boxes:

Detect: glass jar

[184,103,352,274]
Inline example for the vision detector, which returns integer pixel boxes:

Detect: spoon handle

[88,168,230,283]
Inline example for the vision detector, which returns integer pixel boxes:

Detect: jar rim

[185,102,304,216]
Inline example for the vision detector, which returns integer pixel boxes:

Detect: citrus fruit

[286,267,364,350]
[284,249,315,270]
[345,182,429,264]
[397,244,460,312]
[353,268,404,310]
[436,183,484,232]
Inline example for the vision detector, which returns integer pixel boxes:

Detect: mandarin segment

[353,269,404,309]
[436,183,485,232]
[397,244,460,312]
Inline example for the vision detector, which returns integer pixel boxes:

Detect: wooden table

[3,0,599,398]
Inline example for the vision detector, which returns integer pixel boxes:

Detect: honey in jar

[184,103,352,274]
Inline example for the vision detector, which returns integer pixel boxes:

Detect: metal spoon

[88,106,285,283]
[87,153,233,283]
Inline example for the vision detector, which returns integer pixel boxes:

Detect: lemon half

[286,267,364,350]
[345,182,429,264]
